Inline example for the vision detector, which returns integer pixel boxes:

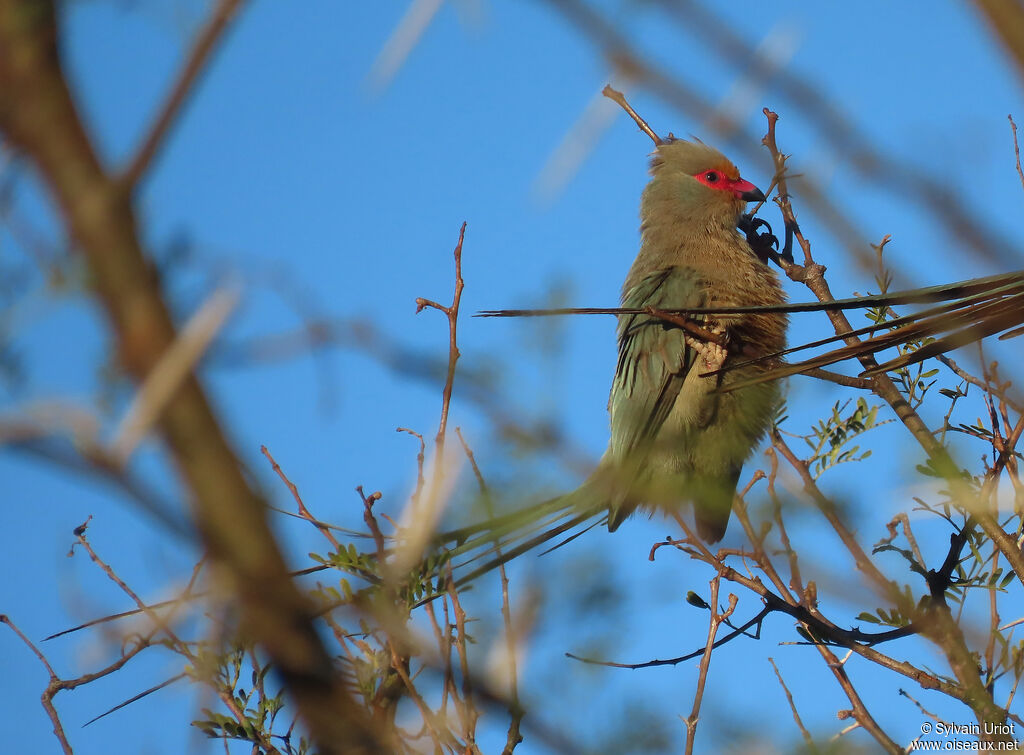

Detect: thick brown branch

[974,1,1024,83]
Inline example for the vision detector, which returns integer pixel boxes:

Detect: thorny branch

[761,109,1024,588]
[761,110,1015,743]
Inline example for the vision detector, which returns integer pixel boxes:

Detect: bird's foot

[686,324,728,371]
[739,213,781,266]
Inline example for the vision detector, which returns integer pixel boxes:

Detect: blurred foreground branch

[0,2,387,751]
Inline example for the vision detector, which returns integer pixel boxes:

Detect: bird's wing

[609,267,705,461]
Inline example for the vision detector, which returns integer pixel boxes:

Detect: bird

[440,137,788,582]
[600,137,787,541]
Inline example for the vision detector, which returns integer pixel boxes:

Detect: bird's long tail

[431,486,607,588]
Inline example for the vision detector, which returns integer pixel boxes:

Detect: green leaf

[686,591,710,610]
[796,626,818,643]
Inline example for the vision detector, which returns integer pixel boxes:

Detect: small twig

[939,355,1024,414]
[817,642,900,753]
[397,427,428,508]
[899,688,951,726]
[985,543,1002,690]
[121,0,248,187]
[567,605,769,670]
[897,514,926,570]
[656,527,975,712]
[1006,669,1022,712]
[41,560,340,643]
[684,578,737,755]
[82,673,189,728]
[1,614,71,755]
[731,474,802,605]
[384,639,449,752]
[665,522,979,732]
[415,222,467,506]
[767,448,805,598]
[262,445,340,549]
[771,429,892,591]
[357,486,387,561]
[802,366,874,390]
[66,535,274,747]
[422,601,451,717]
[769,658,816,751]
[445,563,480,748]
[72,522,182,644]
[646,307,728,346]
[602,84,663,146]
[762,109,810,267]
[455,428,523,753]
[1010,115,1024,193]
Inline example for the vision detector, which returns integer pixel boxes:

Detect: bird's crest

[650,138,739,180]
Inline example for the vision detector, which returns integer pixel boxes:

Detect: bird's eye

[705,171,719,182]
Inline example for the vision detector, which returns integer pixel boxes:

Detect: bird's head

[642,138,765,229]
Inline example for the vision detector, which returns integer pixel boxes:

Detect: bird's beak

[732,178,765,203]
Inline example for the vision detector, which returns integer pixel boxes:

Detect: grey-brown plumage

[597,138,787,541]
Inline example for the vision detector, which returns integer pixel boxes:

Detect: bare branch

[1011,115,1024,192]
[121,0,248,187]
[769,658,816,751]
[1,615,72,755]
[683,578,737,755]
[262,444,341,549]
[602,84,663,145]
[416,222,468,486]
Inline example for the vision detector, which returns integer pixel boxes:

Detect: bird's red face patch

[693,169,760,200]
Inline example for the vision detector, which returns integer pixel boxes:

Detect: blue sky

[2,1,1023,753]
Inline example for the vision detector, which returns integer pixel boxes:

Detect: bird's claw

[739,214,781,266]
[686,323,729,371]
[699,341,728,370]
[741,215,772,234]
